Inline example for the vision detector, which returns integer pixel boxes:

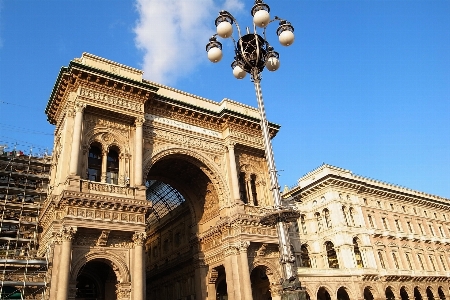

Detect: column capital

[239,241,251,252]
[132,231,147,246]
[54,226,77,244]
[115,283,132,300]
[224,244,239,257]
[135,117,146,127]
[74,101,87,113]
[225,140,236,150]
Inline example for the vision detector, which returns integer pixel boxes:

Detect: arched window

[106,148,119,184]
[238,172,248,204]
[349,207,356,226]
[368,215,375,228]
[250,174,258,206]
[323,209,332,228]
[325,241,339,268]
[87,144,102,182]
[353,238,364,268]
[386,287,396,300]
[342,206,349,225]
[300,244,311,268]
[315,213,322,232]
[300,215,307,234]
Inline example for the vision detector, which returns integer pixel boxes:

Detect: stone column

[132,231,147,300]
[231,248,242,300]
[56,226,77,300]
[224,246,241,300]
[194,260,209,300]
[101,149,108,183]
[69,102,86,176]
[134,117,145,186]
[238,241,253,300]
[226,142,241,201]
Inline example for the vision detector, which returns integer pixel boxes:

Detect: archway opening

[414,287,423,300]
[364,287,375,300]
[75,260,117,300]
[325,241,339,268]
[438,287,446,300]
[400,287,409,300]
[426,287,435,300]
[317,287,332,300]
[216,278,227,300]
[337,287,350,300]
[250,266,271,300]
[145,155,221,300]
[386,287,396,300]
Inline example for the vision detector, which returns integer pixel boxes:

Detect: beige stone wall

[286,164,450,300]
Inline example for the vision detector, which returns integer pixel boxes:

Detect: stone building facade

[284,164,450,300]
[39,53,288,300]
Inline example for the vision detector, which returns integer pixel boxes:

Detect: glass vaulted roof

[145,180,185,226]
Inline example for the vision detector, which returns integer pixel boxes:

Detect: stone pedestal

[281,289,307,300]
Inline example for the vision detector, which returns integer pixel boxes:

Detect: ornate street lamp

[206,1,305,299]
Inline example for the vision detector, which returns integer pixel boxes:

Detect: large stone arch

[142,146,229,207]
[249,259,282,284]
[70,250,131,283]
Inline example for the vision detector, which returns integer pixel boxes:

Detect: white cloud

[134,0,244,85]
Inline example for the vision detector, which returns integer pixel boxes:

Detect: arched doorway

[318,287,332,300]
[426,287,435,300]
[414,287,423,300]
[364,287,375,300]
[386,287,396,300]
[145,154,222,299]
[400,287,409,300]
[438,287,446,300]
[75,260,117,300]
[216,278,227,300]
[250,266,272,300]
[337,287,351,300]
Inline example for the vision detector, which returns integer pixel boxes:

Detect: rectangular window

[440,255,447,271]
[368,215,375,228]
[395,219,401,231]
[378,252,385,269]
[406,253,413,270]
[418,223,424,235]
[407,222,413,233]
[429,256,436,271]
[382,218,388,230]
[418,255,425,270]
[392,253,399,269]
[429,224,435,236]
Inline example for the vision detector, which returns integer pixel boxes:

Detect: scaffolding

[0,146,51,299]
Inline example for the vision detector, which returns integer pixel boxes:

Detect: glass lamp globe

[233,65,246,79]
[208,47,223,63]
[279,30,295,46]
[265,57,280,71]
[217,21,233,38]
[253,10,270,28]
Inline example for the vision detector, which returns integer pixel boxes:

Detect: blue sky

[0,0,449,198]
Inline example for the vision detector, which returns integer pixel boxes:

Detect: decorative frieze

[79,87,143,112]
[147,128,224,153]
[66,207,145,224]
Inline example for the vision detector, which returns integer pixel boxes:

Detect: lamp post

[206,1,305,299]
